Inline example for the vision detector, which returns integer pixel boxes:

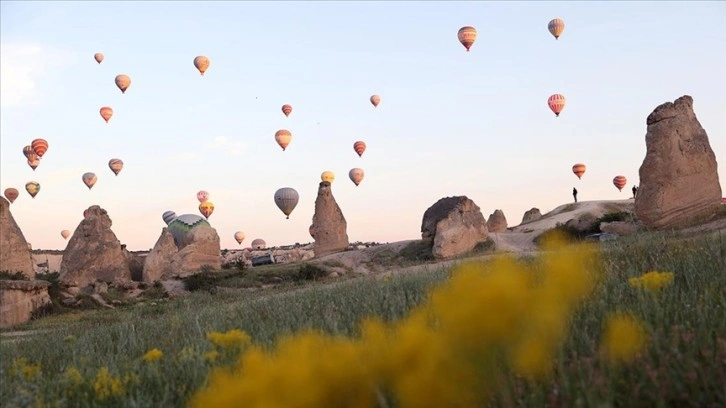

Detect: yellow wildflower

[207,329,251,350]
[63,366,84,388]
[601,312,648,363]
[141,348,164,362]
[93,367,124,400]
[9,357,41,380]
[628,271,675,292]
[203,350,219,363]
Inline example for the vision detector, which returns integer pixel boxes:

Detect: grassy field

[1,230,724,407]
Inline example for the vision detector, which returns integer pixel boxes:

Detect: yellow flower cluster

[207,329,252,350]
[628,271,675,292]
[8,358,41,381]
[141,348,164,362]
[93,367,124,400]
[189,235,604,407]
[600,313,649,363]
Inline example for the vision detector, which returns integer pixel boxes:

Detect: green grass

[1,230,724,407]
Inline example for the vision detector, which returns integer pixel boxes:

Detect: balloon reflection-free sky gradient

[1,1,724,250]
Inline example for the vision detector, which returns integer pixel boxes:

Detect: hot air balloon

[197,190,210,203]
[251,238,266,250]
[4,188,19,203]
[572,163,586,180]
[199,201,214,219]
[321,171,335,183]
[274,187,299,219]
[115,74,131,94]
[94,53,104,64]
[23,145,35,160]
[234,231,246,245]
[613,176,627,192]
[281,104,293,117]
[108,159,124,176]
[27,159,40,171]
[370,95,381,108]
[31,139,48,158]
[353,141,367,157]
[457,26,478,52]
[275,129,292,151]
[194,56,210,76]
[309,224,315,239]
[61,230,71,240]
[548,18,565,40]
[548,94,566,117]
[162,211,177,225]
[100,107,113,123]
[25,181,40,198]
[82,172,97,190]
[349,168,365,186]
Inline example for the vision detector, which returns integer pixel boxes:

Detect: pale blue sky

[1,1,725,250]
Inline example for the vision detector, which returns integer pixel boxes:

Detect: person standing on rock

[573,187,578,203]
[632,185,638,198]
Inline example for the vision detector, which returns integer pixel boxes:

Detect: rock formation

[0,197,35,278]
[521,208,542,224]
[59,205,131,288]
[421,196,489,259]
[486,209,508,232]
[635,95,722,229]
[143,214,221,282]
[0,280,51,328]
[312,181,349,258]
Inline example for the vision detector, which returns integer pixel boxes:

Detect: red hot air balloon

[613,176,627,192]
[100,107,113,123]
[31,139,48,158]
[4,188,19,203]
[281,104,292,117]
[572,163,586,180]
[353,141,367,158]
[548,94,566,117]
[457,26,477,52]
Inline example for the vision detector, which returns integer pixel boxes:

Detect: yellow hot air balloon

[370,94,381,108]
[457,26,477,52]
[94,53,104,64]
[108,159,124,176]
[115,74,131,94]
[275,129,292,151]
[234,231,246,245]
[25,181,40,198]
[61,230,71,240]
[194,56,210,76]
[548,18,565,40]
[82,172,97,190]
[349,168,365,186]
[321,171,335,183]
[274,187,299,219]
[199,201,215,219]
[572,163,586,180]
[281,104,293,117]
[100,106,113,123]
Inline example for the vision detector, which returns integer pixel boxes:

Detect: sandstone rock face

[143,224,221,282]
[0,197,35,279]
[521,208,542,224]
[312,181,349,258]
[486,209,508,232]
[59,206,131,288]
[0,280,51,328]
[635,95,722,229]
[565,213,598,233]
[421,196,489,259]
[600,221,640,236]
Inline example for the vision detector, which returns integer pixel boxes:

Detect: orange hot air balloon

[370,95,381,108]
[275,129,292,151]
[94,53,104,64]
[353,141,367,157]
[27,158,40,171]
[115,74,131,94]
[572,163,586,180]
[548,94,566,117]
[194,56,210,76]
[23,145,35,160]
[82,172,97,190]
[281,104,293,117]
[349,168,365,186]
[457,26,478,52]
[613,176,627,192]
[31,138,48,158]
[108,159,124,176]
[100,107,113,123]
[199,201,214,219]
[4,188,19,203]
[548,18,565,40]
[61,230,71,240]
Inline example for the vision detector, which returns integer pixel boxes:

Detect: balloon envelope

[23,145,35,160]
[82,172,98,190]
[61,230,71,240]
[457,26,478,51]
[27,159,40,171]
[353,141,366,157]
[275,129,292,151]
[4,188,19,203]
[613,176,627,192]
[572,163,586,180]
[321,171,335,183]
[194,56,210,75]
[197,190,210,203]
[274,187,300,219]
[548,18,565,40]
[251,238,266,250]
[234,231,246,245]
[115,74,131,94]
[94,53,104,64]
[108,159,124,176]
[100,107,113,123]
[281,104,292,117]
[199,201,214,219]
[162,211,177,225]
[370,95,381,108]
[25,181,40,198]
[349,168,365,186]
[31,139,48,158]
[548,94,566,117]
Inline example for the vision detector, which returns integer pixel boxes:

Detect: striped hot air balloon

[27,158,40,171]
[349,168,365,186]
[548,94,566,117]
[572,163,586,180]
[4,188,19,203]
[31,139,48,158]
[108,159,124,176]
[275,129,292,151]
[353,141,366,157]
[457,26,477,51]
[548,18,565,40]
[100,107,113,123]
[162,211,177,225]
[274,187,299,219]
[281,104,292,117]
[23,145,35,160]
[613,176,627,192]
